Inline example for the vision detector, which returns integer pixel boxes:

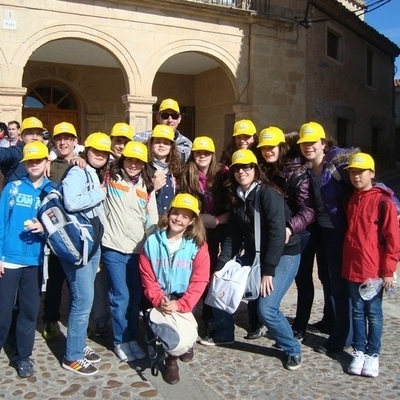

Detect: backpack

[38,167,103,266]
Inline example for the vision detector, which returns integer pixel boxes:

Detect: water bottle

[359,278,383,300]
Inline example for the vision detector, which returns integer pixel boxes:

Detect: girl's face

[123,157,144,179]
[232,164,256,191]
[168,207,195,237]
[25,158,49,180]
[112,137,131,158]
[299,140,325,164]
[87,148,109,169]
[151,138,172,161]
[348,168,374,191]
[193,150,213,173]
[234,134,254,150]
[261,145,280,164]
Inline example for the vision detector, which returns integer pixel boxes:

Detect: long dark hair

[148,138,183,177]
[84,148,109,184]
[0,122,8,137]
[108,155,154,194]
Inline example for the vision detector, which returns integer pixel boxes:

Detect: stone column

[122,94,157,134]
[0,87,27,123]
[232,103,251,120]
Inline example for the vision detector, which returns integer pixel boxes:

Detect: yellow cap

[111,122,134,140]
[21,141,49,162]
[230,149,258,166]
[122,141,148,163]
[84,132,114,154]
[170,193,200,216]
[345,152,375,172]
[297,122,326,144]
[159,98,180,113]
[233,119,256,137]
[257,126,285,147]
[53,122,77,137]
[21,117,46,133]
[151,125,175,142]
[191,136,215,153]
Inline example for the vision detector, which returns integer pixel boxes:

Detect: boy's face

[348,168,375,191]
[25,158,49,179]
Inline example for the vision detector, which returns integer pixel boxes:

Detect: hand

[71,157,87,169]
[152,170,166,191]
[45,162,51,178]
[0,260,4,278]
[260,275,274,297]
[159,296,179,315]
[27,218,44,234]
[216,212,229,225]
[285,227,292,244]
[383,276,394,291]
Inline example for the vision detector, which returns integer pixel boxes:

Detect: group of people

[0,98,398,385]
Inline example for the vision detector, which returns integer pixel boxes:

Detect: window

[366,48,373,86]
[371,127,380,156]
[336,117,350,147]
[327,29,343,61]
[24,83,77,110]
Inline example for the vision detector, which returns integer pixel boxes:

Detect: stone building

[0,0,399,164]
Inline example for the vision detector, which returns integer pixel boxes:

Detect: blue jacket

[0,142,28,185]
[142,229,199,296]
[0,176,53,265]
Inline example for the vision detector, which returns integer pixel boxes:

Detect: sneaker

[129,340,146,360]
[62,358,98,376]
[43,322,58,340]
[348,350,365,375]
[16,359,34,378]
[293,329,306,344]
[199,336,234,346]
[83,346,101,363]
[285,355,302,371]
[244,325,267,340]
[114,343,135,362]
[362,354,379,378]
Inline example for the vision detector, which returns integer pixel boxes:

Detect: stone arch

[145,40,242,100]
[10,24,140,94]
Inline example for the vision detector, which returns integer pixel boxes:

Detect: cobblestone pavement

[1,265,400,400]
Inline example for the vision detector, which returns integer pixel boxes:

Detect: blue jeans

[102,248,142,345]
[348,281,383,355]
[0,267,41,363]
[61,248,101,361]
[258,254,301,357]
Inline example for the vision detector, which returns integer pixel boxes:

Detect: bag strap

[254,185,261,255]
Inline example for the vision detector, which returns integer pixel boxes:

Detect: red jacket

[342,186,400,283]
[139,242,209,313]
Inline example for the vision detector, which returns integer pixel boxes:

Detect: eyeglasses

[54,135,74,142]
[231,164,255,173]
[160,112,180,120]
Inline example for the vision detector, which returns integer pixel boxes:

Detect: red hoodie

[342,186,400,283]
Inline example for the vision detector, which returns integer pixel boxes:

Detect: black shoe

[307,321,334,335]
[285,355,302,371]
[16,359,34,378]
[315,344,343,354]
[244,326,267,340]
[293,329,306,343]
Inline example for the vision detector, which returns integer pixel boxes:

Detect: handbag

[204,187,262,313]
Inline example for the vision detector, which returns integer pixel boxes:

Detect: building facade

[0,0,398,164]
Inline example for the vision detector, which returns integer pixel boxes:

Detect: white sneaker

[348,350,364,375]
[114,342,135,362]
[362,354,379,378]
[129,340,146,360]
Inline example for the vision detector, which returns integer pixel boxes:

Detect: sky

[363,0,400,78]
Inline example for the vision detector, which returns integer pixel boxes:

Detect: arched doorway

[23,81,80,140]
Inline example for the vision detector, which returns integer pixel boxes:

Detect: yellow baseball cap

[84,132,114,154]
[159,98,180,113]
[230,149,258,166]
[297,122,326,144]
[53,122,77,137]
[257,126,285,147]
[21,141,49,162]
[122,141,148,163]
[344,152,375,172]
[191,136,215,153]
[170,193,200,216]
[21,117,46,133]
[233,119,256,137]
[111,122,134,140]
[151,125,175,142]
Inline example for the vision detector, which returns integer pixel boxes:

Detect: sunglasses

[160,112,180,120]
[231,163,255,173]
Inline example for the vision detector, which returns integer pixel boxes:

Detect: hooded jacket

[0,141,28,185]
[342,185,400,282]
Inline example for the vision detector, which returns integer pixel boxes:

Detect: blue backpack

[38,168,103,266]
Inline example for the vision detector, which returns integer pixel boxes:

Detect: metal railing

[187,1,269,13]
